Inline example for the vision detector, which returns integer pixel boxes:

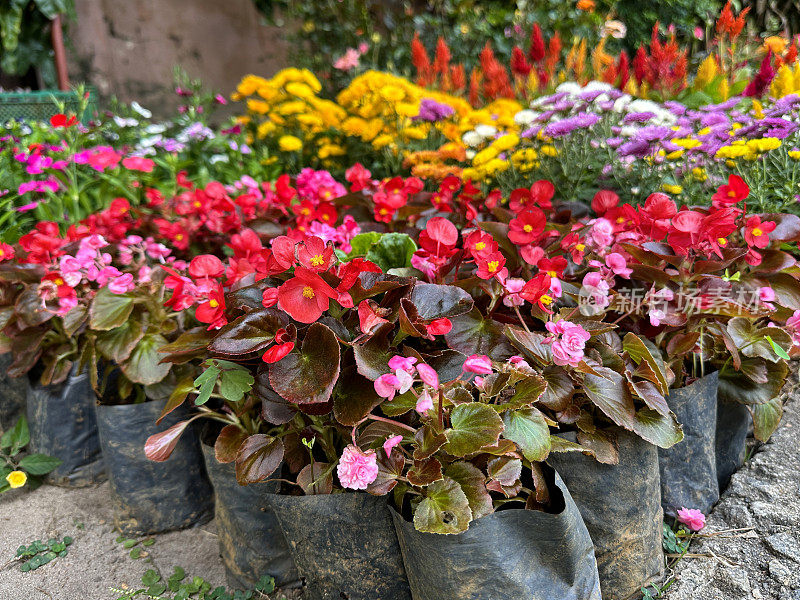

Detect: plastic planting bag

[549,429,664,600]
[201,444,298,590]
[95,401,212,535]
[268,493,411,600]
[391,468,601,600]
[715,397,750,491]
[658,372,719,517]
[0,354,27,432]
[26,367,105,486]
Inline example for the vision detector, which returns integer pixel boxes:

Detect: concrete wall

[67,0,289,117]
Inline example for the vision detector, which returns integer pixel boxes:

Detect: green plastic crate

[0,88,98,124]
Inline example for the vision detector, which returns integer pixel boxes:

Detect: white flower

[209,154,229,164]
[131,101,152,118]
[612,95,632,113]
[474,124,498,139]
[462,130,483,147]
[582,81,614,94]
[514,109,537,126]
[555,81,583,97]
[144,123,166,134]
[465,150,476,159]
[113,116,138,128]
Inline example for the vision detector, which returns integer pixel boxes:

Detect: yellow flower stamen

[302,286,315,299]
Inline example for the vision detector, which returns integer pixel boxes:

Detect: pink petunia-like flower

[463,355,493,375]
[676,507,706,531]
[383,435,403,457]
[337,445,378,490]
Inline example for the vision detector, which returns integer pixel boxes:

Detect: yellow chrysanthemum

[278,135,303,152]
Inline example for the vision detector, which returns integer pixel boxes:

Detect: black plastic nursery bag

[201,444,298,590]
[658,371,719,517]
[549,428,664,600]
[95,401,212,535]
[714,396,750,491]
[267,492,412,600]
[0,353,28,431]
[391,469,601,600]
[26,367,105,486]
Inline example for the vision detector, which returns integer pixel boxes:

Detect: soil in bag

[391,466,601,600]
[715,397,750,491]
[267,492,411,600]
[201,443,298,590]
[658,371,719,518]
[26,367,105,486]
[95,400,212,535]
[549,428,664,600]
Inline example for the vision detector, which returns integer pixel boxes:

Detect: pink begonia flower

[605,253,632,278]
[508,355,533,372]
[358,42,369,54]
[337,445,378,490]
[590,218,615,248]
[545,320,591,367]
[503,277,526,307]
[416,364,439,388]
[676,507,706,531]
[383,435,403,457]
[464,354,493,375]
[759,286,776,310]
[411,252,438,279]
[56,296,78,316]
[581,271,610,309]
[416,389,434,414]
[786,309,800,346]
[108,273,135,294]
[388,355,417,373]
[138,265,153,284]
[649,308,666,327]
[374,373,400,400]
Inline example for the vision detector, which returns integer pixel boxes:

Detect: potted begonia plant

[148,171,686,599]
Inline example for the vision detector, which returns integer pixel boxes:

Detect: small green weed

[12,536,73,572]
[111,567,276,600]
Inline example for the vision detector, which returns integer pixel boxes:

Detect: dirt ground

[0,482,226,600]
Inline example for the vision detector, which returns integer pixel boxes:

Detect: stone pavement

[666,376,800,600]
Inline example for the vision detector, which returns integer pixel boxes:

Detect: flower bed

[1,3,800,597]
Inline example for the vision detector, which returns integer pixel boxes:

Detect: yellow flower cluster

[716,138,782,161]
[233,69,347,158]
[335,71,472,150]
[770,62,800,99]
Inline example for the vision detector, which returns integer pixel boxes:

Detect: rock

[768,559,793,586]
[765,533,800,563]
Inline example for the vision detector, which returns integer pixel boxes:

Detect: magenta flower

[676,507,706,531]
[463,355,493,375]
[545,320,591,367]
[605,253,632,278]
[337,445,378,490]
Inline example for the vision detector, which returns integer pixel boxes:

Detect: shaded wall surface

[67,0,289,117]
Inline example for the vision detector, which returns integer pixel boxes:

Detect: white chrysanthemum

[555,81,583,97]
[514,110,537,126]
[613,95,633,113]
[582,81,614,94]
[462,131,483,147]
[474,124,498,139]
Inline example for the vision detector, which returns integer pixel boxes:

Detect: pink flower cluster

[57,235,138,294]
[544,320,591,367]
[374,355,440,414]
[337,444,378,489]
[295,168,347,203]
